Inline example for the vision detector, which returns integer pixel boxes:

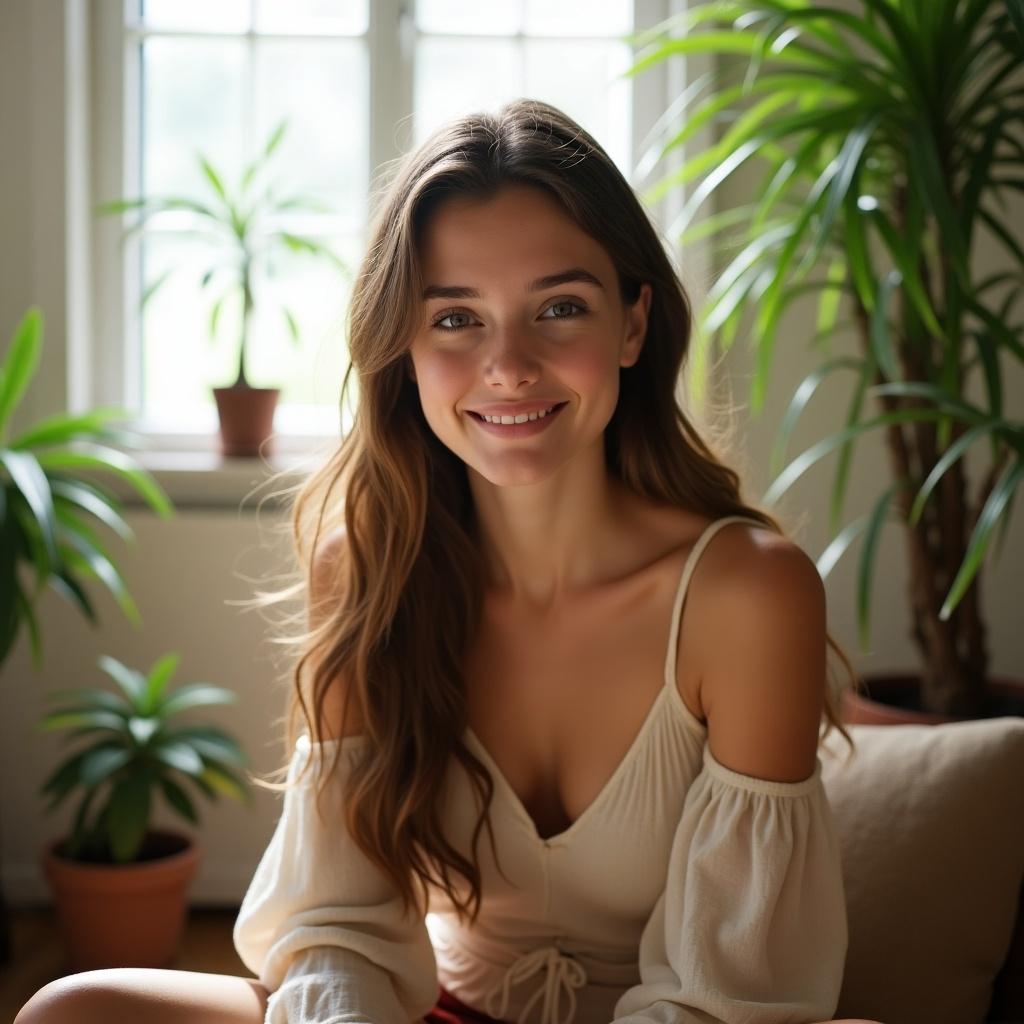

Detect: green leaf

[159,774,199,825]
[909,419,1003,526]
[45,686,132,716]
[60,531,141,628]
[870,269,903,382]
[762,404,977,508]
[802,111,884,275]
[867,381,986,422]
[158,683,238,718]
[199,155,230,206]
[38,708,127,734]
[141,268,174,309]
[815,514,869,582]
[864,207,944,340]
[33,443,174,519]
[282,307,300,345]
[49,478,134,545]
[199,763,250,803]
[98,654,149,707]
[150,740,204,775]
[906,120,971,291]
[165,725,248,767]
[105,772,152,862]
[0,307,43,440]
[0,450,59,569]
[128,716,160,746]
[8,406,130,451]
[78,745,134,787]
[855,484,901,651]
[141,652,182,716]
[769,356,863,478]
[831,362,872,532]
[940,454,1024,619]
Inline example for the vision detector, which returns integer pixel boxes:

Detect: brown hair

[247,97,862,932]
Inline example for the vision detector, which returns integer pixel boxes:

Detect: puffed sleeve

[611,744,848,1024]
[232,733,440,1024]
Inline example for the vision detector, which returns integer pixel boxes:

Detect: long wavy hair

[247,97,863,932]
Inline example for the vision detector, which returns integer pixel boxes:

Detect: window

[89,0,689,458]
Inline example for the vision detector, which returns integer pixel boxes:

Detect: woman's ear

[620,282,652,369]
[406,355,417,383]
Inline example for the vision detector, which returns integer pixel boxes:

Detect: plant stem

[234,253,253,389]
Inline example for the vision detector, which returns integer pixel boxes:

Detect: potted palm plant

[95,117,350,457]
[0,305,174,963]
[39,651,249,971]
[628,0,1024,722]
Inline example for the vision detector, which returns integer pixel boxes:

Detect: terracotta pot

[212,385,280,458]
[841,672,1024,726]
[41,829,200,971]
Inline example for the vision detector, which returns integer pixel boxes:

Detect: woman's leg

[14,967,269,1024]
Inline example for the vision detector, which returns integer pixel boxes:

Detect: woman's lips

[467,402,567,438]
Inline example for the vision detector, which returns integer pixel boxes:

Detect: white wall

[1,0,1021,909]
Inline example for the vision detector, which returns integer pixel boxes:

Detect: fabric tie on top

[483,945,588,1024]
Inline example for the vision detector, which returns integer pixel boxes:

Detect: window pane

[414,38,632,179]
[416,0,521,35]
[140,229,356,428]
[523,39,633,177]
[523,0,632,37]
[142,37,246,200]
[254,39,368,227]
[414,39,521,145]
[244,234,361,413]
[254,0,369,36]
[140,233,244,429]
[141,0,250,33]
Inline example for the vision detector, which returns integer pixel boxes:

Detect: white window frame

[71,0,711,500]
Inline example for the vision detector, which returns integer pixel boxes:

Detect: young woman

[16,99,882,1024]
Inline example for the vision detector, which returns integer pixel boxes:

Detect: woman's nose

[482,325,542,384]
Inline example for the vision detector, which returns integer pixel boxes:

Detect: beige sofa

[817,717,1024,1024]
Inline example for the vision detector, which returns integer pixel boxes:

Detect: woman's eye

[433,311,475,332]
[430,301,586,334]
[540,301,585,321]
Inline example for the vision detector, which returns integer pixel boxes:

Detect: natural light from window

[124,0,635,440]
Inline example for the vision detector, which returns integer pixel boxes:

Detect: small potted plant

[0,305,173,963]
[630,0,1024,723]
[38,651,250,971]
[95,117,350,457]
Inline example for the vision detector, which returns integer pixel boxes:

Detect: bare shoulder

[693,521,827,783]
[307,523,366,741]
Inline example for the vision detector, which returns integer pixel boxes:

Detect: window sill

[101,446,332,511]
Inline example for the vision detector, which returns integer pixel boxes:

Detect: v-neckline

[459,515,757,848]
[463,684,672,847]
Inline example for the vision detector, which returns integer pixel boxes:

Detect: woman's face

[406,184,651,488]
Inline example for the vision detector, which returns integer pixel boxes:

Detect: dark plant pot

[841,672,1024,726]
[212,384,280,458]
[41,829,200,971]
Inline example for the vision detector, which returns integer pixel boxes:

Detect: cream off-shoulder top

[233,516,849,1024]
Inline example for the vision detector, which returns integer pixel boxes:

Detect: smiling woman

[16,98,871,1024]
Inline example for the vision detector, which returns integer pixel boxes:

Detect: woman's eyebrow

[422,267,606,301]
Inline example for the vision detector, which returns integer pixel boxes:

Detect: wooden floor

[0,905,249,1023]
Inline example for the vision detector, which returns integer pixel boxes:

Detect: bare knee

[810,1019,887,1024]
[14,968,269,1024]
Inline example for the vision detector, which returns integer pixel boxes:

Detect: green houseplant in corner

[95,117,350,458]
[38,651,249,970]
[0,305,175,964]
[628,0,1024,721]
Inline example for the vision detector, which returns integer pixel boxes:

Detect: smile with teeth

[475,403,562,424]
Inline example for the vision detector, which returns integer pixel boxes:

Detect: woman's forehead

[418,192,612,290]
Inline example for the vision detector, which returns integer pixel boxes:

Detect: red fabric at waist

[423,984,508,1024]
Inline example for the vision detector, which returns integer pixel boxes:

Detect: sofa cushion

[818,717,1024,1024]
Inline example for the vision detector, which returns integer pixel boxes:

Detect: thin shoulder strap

[662,515,766,690]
